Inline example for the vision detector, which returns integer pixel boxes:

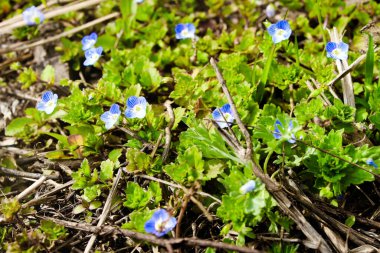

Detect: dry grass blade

[0,0,106,34]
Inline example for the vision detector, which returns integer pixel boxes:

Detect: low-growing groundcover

[0,0,380,252]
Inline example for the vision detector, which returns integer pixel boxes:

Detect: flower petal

[109,104,120,115]
[127,96,139,108]
[326,42,337,54]
[42,91,53,102]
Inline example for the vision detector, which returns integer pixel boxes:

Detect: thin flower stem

[263,150,273,174]
[162,100,175,163]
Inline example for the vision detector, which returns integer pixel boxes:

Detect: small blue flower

[239,180,256,194]
[273,119,296,144]
[100,104,121,129]
[81,32,98,51]
[144,209,177,237]
[36,91,58,114]
[265,4,275,18]
[175,23,196,40]
[136,0,144,2]
[23,6,44,26]
[267,20,292,44]
[212,103,235,129]
[84,47,103,66]
[366,158,378,169]
[125,96,147,119]
[326,42,349,61]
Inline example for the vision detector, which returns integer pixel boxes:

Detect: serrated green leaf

[5,118,34,137]
[100,159,114,181]
[41,65,55,84]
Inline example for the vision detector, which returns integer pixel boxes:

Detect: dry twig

[83,168,123,253]
[0,166,59,180]
[44,217,264,253]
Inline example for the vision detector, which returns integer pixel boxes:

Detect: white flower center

[134,105,142,112]
[47,100,54,108]
[111,114,119,121]
[332,48,342,58]
[31,13,40,23]
[181,29,189,37]
[155,218,165,232]
[223,113,232,121]
[275,29,285,37]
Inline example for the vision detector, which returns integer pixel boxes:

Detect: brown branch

[43,217,263,253]
[210,58,252,160]
[84,168,123,253]
[16,176,47,201]
[0,0,107,35]
[0,166,59,180]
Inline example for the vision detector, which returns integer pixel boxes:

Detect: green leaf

[120,0,137,31]
[108,149,123,163]
[100,159,114,181]
[5,117,34,137]
[126,148,151,172]
[123,182,152,209]
[180,120,242,164]
[83,185,101,202]
[97,34,116,52]
[89,200,102,210]
[73,204,86,214]
[18,67,37,89]
[345,215,356,228]
[43,132,69,147]
[0,198,20,221]
[148,182,162,205]
[41,65,55,84]
[39,220,67,241]
[82,159,92,177]
[369,113,380,130]
[121,208,154,232]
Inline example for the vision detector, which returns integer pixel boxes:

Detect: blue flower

[36,91,58,114]
[239,180,256,194]
[125,96,147,119]
[265,4,275,18]
[175,23,196,40]
[22,6,44,26]
[84,47,103,66]
[81,32,98,51]
[100,104,121,129]
[366,158,378,169]
[144,209,177,237]
[267,20,292,44]
[273,119,296,144]
[212,103,235,129]
[326,42,349,61]
[136,0,144,2]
